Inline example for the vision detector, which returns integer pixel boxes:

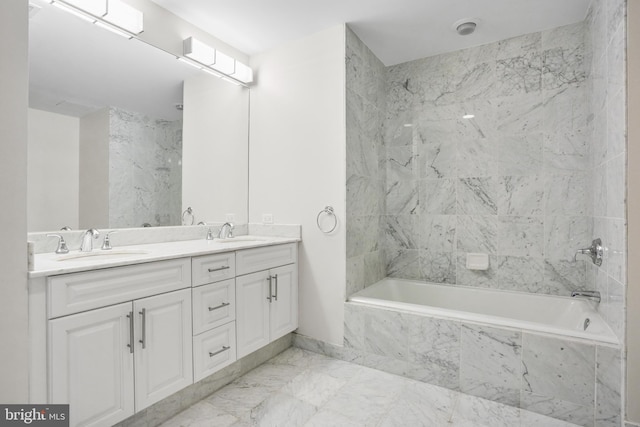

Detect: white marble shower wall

[383,22,593,296]
[346,27,387,296]
[109,107,182,228]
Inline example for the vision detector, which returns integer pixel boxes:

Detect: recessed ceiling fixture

[452,18,480,36]
[456,22,476,35]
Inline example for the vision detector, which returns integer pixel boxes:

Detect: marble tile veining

[159,347,582,427]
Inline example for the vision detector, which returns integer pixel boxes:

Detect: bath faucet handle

[47,234,69,254]
[101,231,118,250]
[574,238,604,266]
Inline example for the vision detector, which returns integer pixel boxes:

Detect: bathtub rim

[348,277,620,347]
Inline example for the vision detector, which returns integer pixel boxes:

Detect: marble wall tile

[544,259,588,295]
[493,93,543,136]
[455,253,498,288]
[456,215,497,254]
[495,53,542,96]
[363,309,409,360]
[520,392,593,427]
[406,314,461,389]
[595,346,622,427]
[522,333,595,410]
[542,45,586,92]
[498,216,544,257]
[497,133,543,176]
[419,251,456,284]
[345,256,364,298]
[457,178,498,215]
[420,179,456,214]
[497,32,542,60]
[605,277,625,342]
[498,176,544,216]
[606,88,626,161]
[606,218,626,284]
[383,215,418,253]
[364,250,386,288]
[543,131,589,174]
[347,214,379,258]
[544,216,591,261]
[385,248,421,279]
[417,138,457,179]
[418,215,455,252]
[457,138,496,177]
[386,179,419,215]
[496,256,545,293]
[606,154,625,219]
[387,145,418,182]
[544,174,590,216]
[460,324,522,406]
[343,303,365,350]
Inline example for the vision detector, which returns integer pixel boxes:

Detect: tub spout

[571,290,601,304]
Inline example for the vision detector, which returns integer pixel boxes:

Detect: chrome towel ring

[182,207,194,225]
[317,206,337,234]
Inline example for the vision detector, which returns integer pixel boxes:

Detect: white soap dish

[466,253,489,270]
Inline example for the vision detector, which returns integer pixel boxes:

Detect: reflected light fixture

[462,114,475,119]
[103,0,144,35]
[48,0,143,39]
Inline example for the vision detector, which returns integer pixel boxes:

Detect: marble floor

[160,347,580,427]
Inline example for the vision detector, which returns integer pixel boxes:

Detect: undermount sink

[215,236,267,244]
[56,249,150,261]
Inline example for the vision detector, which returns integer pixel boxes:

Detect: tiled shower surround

[109,107,182,228]
[344,0,626,426]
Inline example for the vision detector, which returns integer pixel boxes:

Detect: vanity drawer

[48,258,191,319]
[192,279,236,334]
[193,322,236,382]
[192,252,236,287]
[236,243,297,276]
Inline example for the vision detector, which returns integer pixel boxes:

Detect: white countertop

[29,235,300,278]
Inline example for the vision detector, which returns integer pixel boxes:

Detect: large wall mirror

[27,2,249,232]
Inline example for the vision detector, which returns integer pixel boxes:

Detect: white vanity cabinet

[47,259,193,427]
[235,244,298,358]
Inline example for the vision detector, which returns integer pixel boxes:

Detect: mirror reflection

[27,2,249,232]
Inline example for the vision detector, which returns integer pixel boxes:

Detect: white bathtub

[349,277,618,345]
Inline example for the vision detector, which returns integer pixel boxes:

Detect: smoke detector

[453,18,480,36]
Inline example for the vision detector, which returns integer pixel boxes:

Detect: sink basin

[215,236,267,244]
[56,249,150,261]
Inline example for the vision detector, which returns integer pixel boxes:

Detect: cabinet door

[235,271,270,358]
[269,264,298,341]
[134,289,193,410]
[49,302,134,427]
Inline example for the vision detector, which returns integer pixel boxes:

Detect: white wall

[0,0,29,402]
[249,25,346,346]
[28,109,79,231]
[79,108,110,229]
[182,74,249,224]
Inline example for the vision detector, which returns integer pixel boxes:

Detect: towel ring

[182,207,194,225]
[317,206,337,234]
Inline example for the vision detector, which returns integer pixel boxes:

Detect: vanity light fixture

[51,1,96,23]
[58,0,106,17]
[183,36,254,85]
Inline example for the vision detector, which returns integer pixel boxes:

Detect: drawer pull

[208,302,230,312]
[267,276,273,302]
[209,346,230,357]
[208,266,230,273]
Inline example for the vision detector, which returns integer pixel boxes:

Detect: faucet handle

[47,234,69,254]
[206,228,214,240]
[101,231,118,250]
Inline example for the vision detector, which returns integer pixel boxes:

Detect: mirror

[27,2,249,232]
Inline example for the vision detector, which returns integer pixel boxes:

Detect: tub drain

[583,318,591,331]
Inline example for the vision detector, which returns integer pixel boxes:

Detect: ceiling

[150,0,591,66]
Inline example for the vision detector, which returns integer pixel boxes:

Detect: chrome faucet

[80,229,100,252]
[575,238,604,266]
[217,222,235,239]
[571,290,601,303]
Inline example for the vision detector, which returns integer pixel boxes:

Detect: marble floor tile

[160,347,582,427]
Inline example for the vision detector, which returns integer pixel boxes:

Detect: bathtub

[349,277,618,345]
